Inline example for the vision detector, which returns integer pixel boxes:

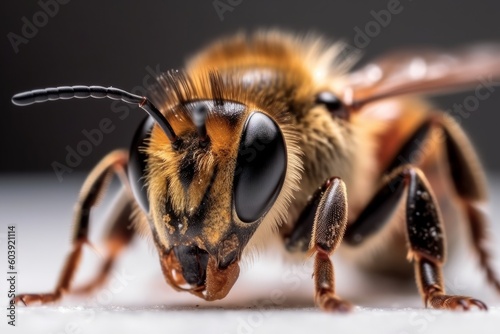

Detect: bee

[11,31,500,311]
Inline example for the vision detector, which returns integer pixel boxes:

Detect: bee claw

[456,299,470,311]
[13,292,62,306]
[471,299,488,311]
[13,294,35,306]
[317,294,353,313]
[13,295,27,306]
[429,294,488,311]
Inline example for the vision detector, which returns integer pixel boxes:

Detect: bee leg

[438,115,500,292]
[14,150,129,306]
[345,165,487,311]
[284,180,327,252]
[310,177,352,312]
[71,188,136,295]
[405,166,487,310]
[384,114,500,294]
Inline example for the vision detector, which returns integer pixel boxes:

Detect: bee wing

[343,44,500,110]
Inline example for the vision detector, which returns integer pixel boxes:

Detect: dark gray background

[1,0,500,174]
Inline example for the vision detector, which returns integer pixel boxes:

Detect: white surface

[1,174,500,334]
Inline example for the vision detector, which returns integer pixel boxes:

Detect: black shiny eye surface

[127,117,154,213]
[233,112,287,223]
[315,91,349,120]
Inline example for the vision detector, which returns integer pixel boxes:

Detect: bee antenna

[11,85,178,145]
[192,104,209,146]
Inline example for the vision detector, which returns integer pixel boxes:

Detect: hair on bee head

[149,69,229,107]
[209,71,225,106]
[147,69,237,148]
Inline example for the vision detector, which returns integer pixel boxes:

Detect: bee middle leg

[14,150,134,305]
[71,188,136,295]
[343,165,487,311]
[385,114,500,292]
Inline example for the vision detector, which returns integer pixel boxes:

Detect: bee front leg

[14,150,130,305]
[309,177,352,312]
[71,188,136,295]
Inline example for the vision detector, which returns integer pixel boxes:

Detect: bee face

[145,99,287,300]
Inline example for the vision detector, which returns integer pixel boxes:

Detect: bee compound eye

[128,117,154,213]
[233,112,287,223]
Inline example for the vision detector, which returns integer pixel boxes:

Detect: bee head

[129,99,288,300]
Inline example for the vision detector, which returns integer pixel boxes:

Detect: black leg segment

[285,180,331,252]
[309,177,352,312]
[344,165,486,310]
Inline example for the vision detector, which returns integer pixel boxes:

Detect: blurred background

[1,0,500,174]
[2,2,500,332]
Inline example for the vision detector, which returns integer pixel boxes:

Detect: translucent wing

[343,44,500,110]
